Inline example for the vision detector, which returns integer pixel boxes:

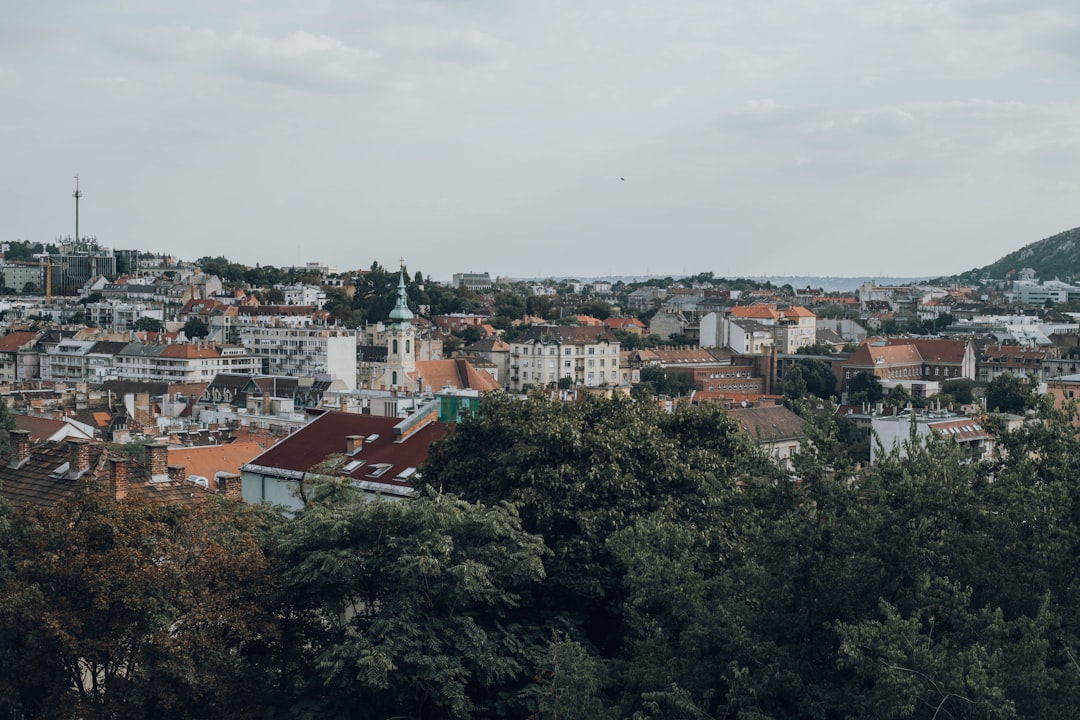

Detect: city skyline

[2,1,1078,279]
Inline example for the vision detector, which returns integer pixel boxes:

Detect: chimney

[110,458,129,501]
[146,442,169,482]
[345,435,363,454]
[340,395,348,413]
[168,464,186,481]
[9,430,31,467]
[216,472,242,497]
[68,438,91,475]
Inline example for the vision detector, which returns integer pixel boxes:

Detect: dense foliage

[3,395,1080,718]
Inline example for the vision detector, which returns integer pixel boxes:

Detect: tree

[494,291,526,321]
[886,383,911,409]
[780,365,808,401]
[984,372,1037,413]
[941,378,975,405]
[417,394,772,657]
[276,486,550,719]
[182,317,209,339]
[0,492,278,719]
[793,357,837,399]
[847,371,884,405]
[133,316,163,333]
[0,399,13,461]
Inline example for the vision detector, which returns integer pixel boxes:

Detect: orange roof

[168,440,276,482]
[0,331,38,353]
[160,344,221,359]
[414,358,502,393]
[729,305,780,321]
[780,306,815,318]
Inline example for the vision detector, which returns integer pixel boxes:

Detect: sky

[2,1,1079,282]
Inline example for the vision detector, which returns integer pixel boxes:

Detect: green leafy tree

[182,317,209,339]
[133,316,163,332]
[847,371,884,405]
[418,394,772,656]
[276,485,550,720]
[984,372,1037,413]
[793,357,837,399]
[941,378,976,405]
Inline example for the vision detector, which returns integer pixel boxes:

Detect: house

[603,316,647,335]
[978,344,1054,384]
[240,406,447,511]
[0,432,238,511]
[842,338,975,397]
[0,331,40,382]
[463,336,511,384]
[870,411,993,463]
[727,404,807,471]
[13,414,96,443]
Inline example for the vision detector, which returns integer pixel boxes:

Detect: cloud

[110,26,385,93]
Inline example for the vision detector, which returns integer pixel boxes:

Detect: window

[405,340,410,354]
[549,347,556,355]
[392,339,398,354]
[588,348,595,355]
[564,360,571,368]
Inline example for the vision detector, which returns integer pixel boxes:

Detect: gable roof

[414,358,502,393]
[242,410,446,494]
[884,338,968,363]
[0,331,39,353]
[514,325,618,345]
[728,405,807,443]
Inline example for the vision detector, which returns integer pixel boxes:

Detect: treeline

[3,395,1080,718]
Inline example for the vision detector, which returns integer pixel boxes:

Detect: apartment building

[508,325,622,390]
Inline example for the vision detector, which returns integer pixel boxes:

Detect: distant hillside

[955,226,1080,283]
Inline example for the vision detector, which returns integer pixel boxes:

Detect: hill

[954,226,1080,283]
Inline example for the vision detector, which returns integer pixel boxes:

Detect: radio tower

[72,174,83,245]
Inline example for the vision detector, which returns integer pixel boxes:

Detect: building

[451,272,492,292]
[114,342,260,384]
[0,433,238,511]
[241,326,357,389]
[508,325,622,390]
[977,344,1054,384]
[728,404,807,471]
[0,331,40,382]
[240,406,447,511]
[870,411,993,463]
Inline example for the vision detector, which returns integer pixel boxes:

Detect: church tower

[384,262,417,390]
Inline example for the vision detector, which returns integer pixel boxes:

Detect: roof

[884,338,968,364]
[243,410,446,493]
[730,305,781,321]
[0,331,39,353]
[13,415,92,443]
[845,342,923,368]
[0,440,216,511]
[414,359,502,393]
[728,405,807,443]
[514,325,618,345]
[169,440,277,482]
[928,418,991,443]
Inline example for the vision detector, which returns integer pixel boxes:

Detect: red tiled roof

[0,331,38,353]
[243,411,446,492]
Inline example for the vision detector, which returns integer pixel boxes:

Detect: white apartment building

[113,342,259,384]
[508,325,622,391]
[241,326,357,389]
[274,283,327,307]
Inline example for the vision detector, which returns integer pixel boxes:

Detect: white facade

[241,326,357,389]
[508,326,622,391]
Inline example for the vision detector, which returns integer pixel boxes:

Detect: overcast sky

[2,1,1078,281]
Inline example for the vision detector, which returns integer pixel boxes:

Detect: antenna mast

[72,174,83,245]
